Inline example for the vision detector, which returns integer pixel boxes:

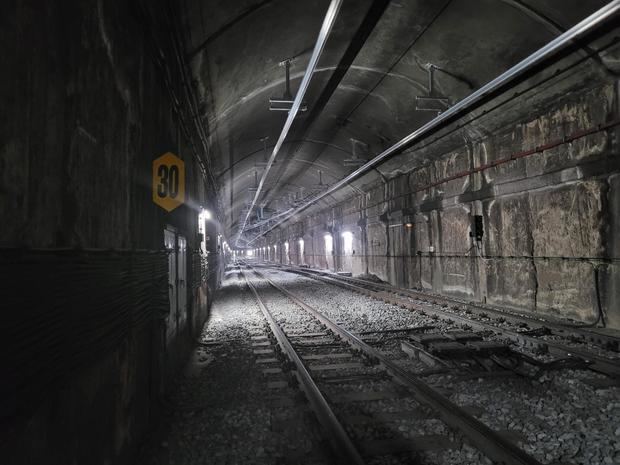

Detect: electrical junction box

[469,215,484,241]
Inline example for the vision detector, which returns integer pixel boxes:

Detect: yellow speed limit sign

[153,152,185,212]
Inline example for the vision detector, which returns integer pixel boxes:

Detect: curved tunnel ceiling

[179,0,610,241]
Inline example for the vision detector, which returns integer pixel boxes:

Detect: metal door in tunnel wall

[164,228,177,341]
[164,228,188,342]
[177,235,187,330]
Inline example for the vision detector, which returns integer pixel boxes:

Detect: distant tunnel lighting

[405,222,414,229]
[198,209,212,243]
[342,231,353,254]
[324,234,333,254]
[298,239,305,263]
[247,250,253,257]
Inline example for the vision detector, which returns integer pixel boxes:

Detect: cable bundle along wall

[0,248,169,423]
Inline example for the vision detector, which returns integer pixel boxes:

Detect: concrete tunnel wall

[1,1,221,464]
[2,1,620,464]
[258,71,620,329]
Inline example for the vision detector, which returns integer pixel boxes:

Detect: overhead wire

[249,4,620,244]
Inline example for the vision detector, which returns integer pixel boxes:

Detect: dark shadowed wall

[0,1,218,463]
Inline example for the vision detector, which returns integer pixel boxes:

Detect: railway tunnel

[2,0,620,464]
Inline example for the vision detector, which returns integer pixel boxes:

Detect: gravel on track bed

[137,270,331,465]
[259,267,620,465]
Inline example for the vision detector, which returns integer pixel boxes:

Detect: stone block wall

[260,73,620,329]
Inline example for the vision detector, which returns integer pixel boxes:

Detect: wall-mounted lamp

[341,231,353,254]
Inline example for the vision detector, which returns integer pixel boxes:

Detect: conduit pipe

[248,0,620,245]
[236,0,343,247]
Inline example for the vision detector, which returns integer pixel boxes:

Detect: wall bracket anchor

[416,64,450,113]
[269,59,308,112]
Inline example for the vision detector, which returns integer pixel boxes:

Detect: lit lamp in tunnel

[341,231,353,254]
[298,238,305,265]
[198,208,212,233]
[197,208,213,254]
[324,234,333,254]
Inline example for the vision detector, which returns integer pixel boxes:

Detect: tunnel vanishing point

[2,1,620,464]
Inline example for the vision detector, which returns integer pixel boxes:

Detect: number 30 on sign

[152,152,185,212]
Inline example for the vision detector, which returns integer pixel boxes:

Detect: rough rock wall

[264,75,620,329]
[1,1,212,463]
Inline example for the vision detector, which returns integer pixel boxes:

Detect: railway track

[240,263,548,465]
[268,264,620,379]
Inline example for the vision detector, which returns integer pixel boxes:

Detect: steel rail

[247,0,620,244]
[279,265,620,377]
[236,0,343,246]
[278,263,618,340]
[240,268,366,465]
[248,266,544,465]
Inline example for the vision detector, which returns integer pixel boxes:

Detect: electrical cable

[565,265,607,328]
[340,0,455,124]
[250,34,620,243]
[1,249,170,424]
[266,0,455,211]
[297,115,620,230]
[472,241,608,329]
